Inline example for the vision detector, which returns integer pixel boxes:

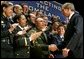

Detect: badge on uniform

[1,21,6,28]
[1,21,4,24]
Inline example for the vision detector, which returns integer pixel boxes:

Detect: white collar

[60,35,64,41]
[42,28,46,32]
[18,25,28,30]
[60,35,64,38]
[69,12,75,20]
[41,26,47,32]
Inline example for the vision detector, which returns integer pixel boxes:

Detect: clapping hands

[16,30,26,36]
[30,31,42,41]
[9,23,18,33]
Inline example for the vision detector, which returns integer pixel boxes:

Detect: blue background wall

[10,1,66,22]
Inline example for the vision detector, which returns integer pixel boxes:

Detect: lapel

[57,34,63,42]
[42,31,48,43]
[68,13,76,27]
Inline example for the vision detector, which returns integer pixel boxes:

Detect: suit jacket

[64,12,83,58]
[1,14,14,39]
[1,14,14,58]
[48,34,65,56]
[50,34,64,49]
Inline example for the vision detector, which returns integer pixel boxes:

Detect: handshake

[62,48,70,57]
[48,44,58,52]
[9,23,18,33]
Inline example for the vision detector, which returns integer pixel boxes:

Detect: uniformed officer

[28,17,57,58]
[12,14,31,58]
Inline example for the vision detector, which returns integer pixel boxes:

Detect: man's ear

[3,7,6,12]
[17,19,19,23]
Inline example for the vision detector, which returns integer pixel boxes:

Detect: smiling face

[57,26,65,35]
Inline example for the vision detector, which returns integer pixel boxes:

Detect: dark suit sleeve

[1,30,10,38]
[66,15,83,52]
[35,43,49,51]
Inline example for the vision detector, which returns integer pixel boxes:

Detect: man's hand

[8,24,17,33]
[48,54,54,58]
[8,23,18,33]
[16,30,26,36]
[24,25,31,31]
[62,48,70,57]
[12,23,18,28]
[49,44,58,52]
[30,31,42,41]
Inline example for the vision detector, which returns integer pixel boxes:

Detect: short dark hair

[51,16,61,23]
[57,24,66,30]
[1,2,13,13]
[16,14,24,21]
[1,2,13,8]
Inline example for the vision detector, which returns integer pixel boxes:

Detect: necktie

[61,37,64,41]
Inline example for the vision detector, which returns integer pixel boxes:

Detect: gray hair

[62,3,75,11]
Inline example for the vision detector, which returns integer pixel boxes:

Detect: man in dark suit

[61,3,83,58]
[1,2,15,58]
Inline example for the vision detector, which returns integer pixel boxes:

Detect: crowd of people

[1,1,83,58]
